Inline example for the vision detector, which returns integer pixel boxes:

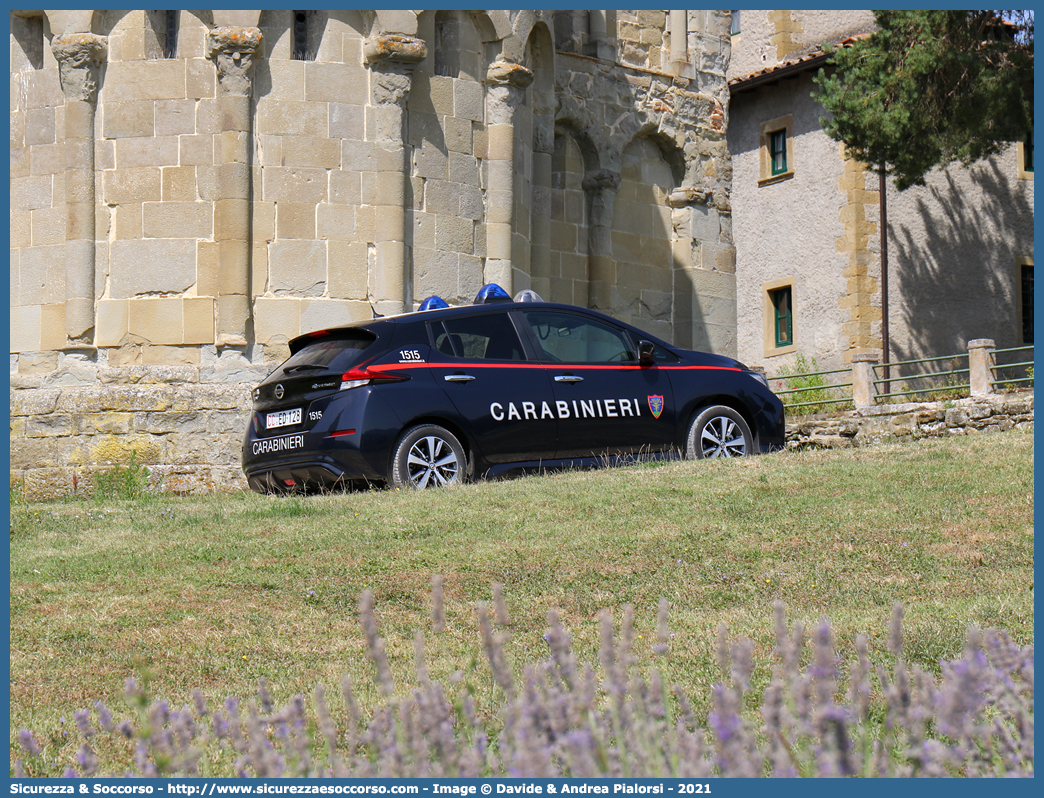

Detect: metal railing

[767,342,1033,411]
[992,345,1034,390]
[765,366,853,412]
[873,353,970,403]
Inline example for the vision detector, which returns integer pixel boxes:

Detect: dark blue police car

[242,285,785,492]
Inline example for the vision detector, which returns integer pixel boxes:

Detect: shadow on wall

[891,159,1034,361]
[612,135,702,347]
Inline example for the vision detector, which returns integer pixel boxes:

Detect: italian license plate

[266,408,302,429]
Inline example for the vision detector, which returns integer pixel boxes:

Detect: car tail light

[340,366,407,391]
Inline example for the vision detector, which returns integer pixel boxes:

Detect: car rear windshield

[280,330,377,374]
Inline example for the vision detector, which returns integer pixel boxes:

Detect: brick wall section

[786,392,1034,449]
[9,355,269,499]
[10,362,262,501]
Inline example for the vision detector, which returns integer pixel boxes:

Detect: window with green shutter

[770,129,787,176]
[771,286,793,347]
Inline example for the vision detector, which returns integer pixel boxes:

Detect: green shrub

[92,452,152,501]
[772,353,846,415]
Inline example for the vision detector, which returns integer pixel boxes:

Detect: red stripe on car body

[368,362,741,373]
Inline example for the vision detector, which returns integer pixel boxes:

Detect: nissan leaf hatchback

[242,286,785,492]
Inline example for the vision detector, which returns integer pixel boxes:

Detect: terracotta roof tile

[728,33,872,88]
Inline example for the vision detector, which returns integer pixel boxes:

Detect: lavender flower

[74,708,94,738]
[94,700,115,732]
[492,582,509,627]
[17,593,1035,779]
[431,574,445,632]
[18,729,41,756]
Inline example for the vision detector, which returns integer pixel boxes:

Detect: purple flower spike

[18,729,41,756]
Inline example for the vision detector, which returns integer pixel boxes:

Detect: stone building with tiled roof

[727,10,1034,376]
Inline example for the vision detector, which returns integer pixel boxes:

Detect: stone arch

[626,125,687,187]
[433,11,461,77]
[257,10,292,61]
[255,10,331,62]
[553,118,603,177]
[610,134,690,344]
[328,10,368,36]
[429,10,482,81]
[471,10,510,43]
[88,10,132,39]
[511,10,555,55]
[184,11,215,30]
[553,11,589,53]
[467,10,511,67]
[325,11,369,65]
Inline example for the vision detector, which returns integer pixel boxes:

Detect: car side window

[436,314,526,360]
[522,311,636,363]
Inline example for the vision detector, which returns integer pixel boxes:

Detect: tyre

[390,424,467,489]
[686,405,753,459]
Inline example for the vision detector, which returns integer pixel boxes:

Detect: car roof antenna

[369,302,383,319]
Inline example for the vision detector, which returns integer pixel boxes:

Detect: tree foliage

[814,10,1033,190]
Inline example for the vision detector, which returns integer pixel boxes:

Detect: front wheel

[686,405,753,459]
[390,424,467,489]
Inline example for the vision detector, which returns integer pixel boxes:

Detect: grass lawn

[9,429,1034,774]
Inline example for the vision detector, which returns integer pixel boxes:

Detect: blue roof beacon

[418,295,450,311]
[474,283,512,304]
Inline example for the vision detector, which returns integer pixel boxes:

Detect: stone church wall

[10,10,736,496]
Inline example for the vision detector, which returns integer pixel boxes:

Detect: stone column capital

[582,169,622,193]
[486,59,534,91]
[371,67,414,108]
[206,26,263,95]
[364,34,427,66]
[51,33,107,102]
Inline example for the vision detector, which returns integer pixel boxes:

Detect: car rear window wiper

[283,363,326,373]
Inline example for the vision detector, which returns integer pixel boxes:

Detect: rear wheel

[390,424,467,489]
[686,405,753,459]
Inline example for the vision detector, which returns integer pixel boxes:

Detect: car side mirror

[638,340,655,366]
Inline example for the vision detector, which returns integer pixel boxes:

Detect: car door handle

[554,375,584,383]
[444,374,476,383]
